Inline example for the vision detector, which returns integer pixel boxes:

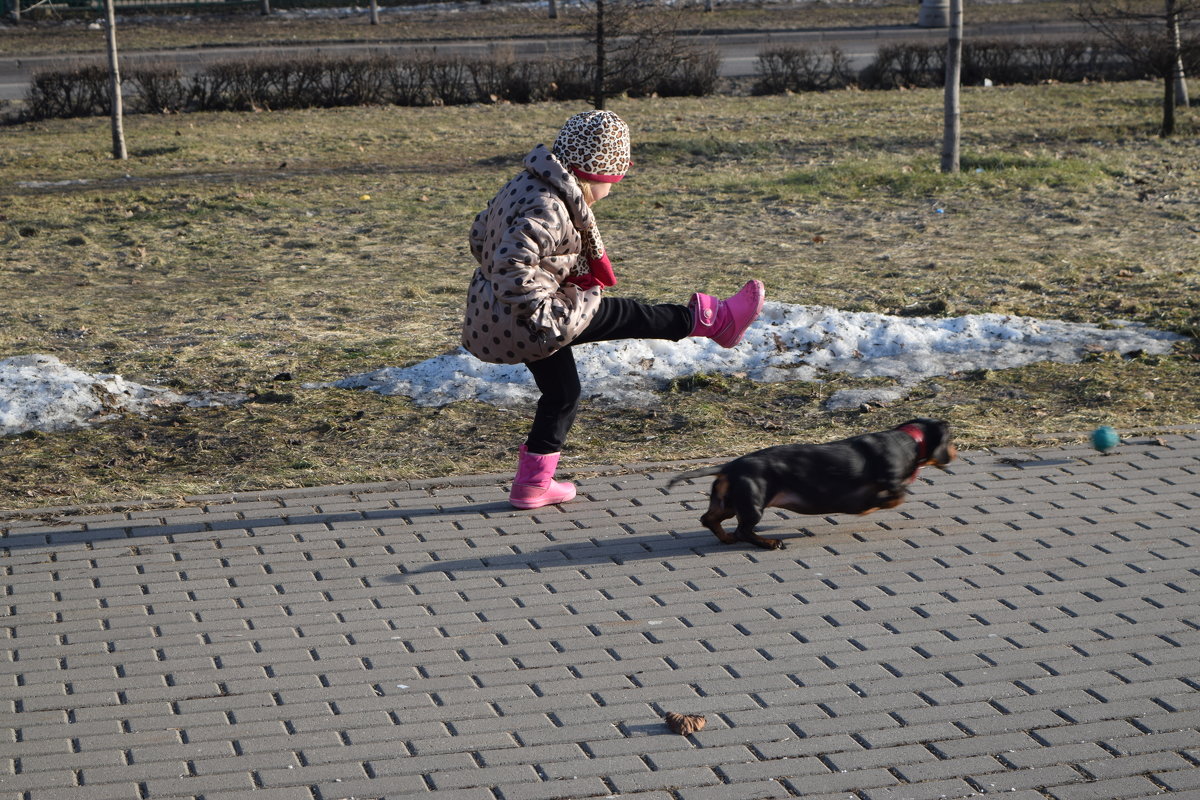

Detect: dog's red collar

[897,424,927,459]
[897,423,927,482]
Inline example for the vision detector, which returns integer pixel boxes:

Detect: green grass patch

[776,150,1113,200]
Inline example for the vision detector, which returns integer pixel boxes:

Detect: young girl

[463,110,764,509]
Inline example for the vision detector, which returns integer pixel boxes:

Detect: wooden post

[104,0,127,160]
[940,0,962,173]
[369,0,379,25]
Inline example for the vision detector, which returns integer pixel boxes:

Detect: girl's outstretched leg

[573,284,766,349]
[571,296,692,344]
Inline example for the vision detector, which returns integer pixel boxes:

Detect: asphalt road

[0,19,1092,101]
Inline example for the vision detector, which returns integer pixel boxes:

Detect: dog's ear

[921,419,956,466]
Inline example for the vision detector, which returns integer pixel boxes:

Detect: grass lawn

[0,1,1111,57]
[1,81,1197,510]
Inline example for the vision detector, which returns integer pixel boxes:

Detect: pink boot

[510,445,577,509]
[689,280,765,348]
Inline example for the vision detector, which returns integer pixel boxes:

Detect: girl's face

[585,181,612,206]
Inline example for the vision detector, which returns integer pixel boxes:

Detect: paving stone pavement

[3,431,1200,800]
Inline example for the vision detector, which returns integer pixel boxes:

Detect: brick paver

[3,432,1199,799]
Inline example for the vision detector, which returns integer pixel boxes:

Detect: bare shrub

[276,55,327,108]
[859,43,944,89]
[543,57,594,101]
[26,62,109,119]
[188,59,265,111]
[320,54,392,107]
[753,45,853,94]
[420,55,475,105]
[653,46,721,97]
[468,52,555,104]
[387,57,434,106]
[855,38,1147,90]
[125,62,188,114]
[584,5,720,100]
[1021,39,1094,82]
[962,40,1024,85]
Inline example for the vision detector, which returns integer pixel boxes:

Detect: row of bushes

[24,48,720,120]
[858,39,1148,90]
[755,38,1182,94]
[17,36,1191,121]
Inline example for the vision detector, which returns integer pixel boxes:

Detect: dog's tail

[666,465,723,489]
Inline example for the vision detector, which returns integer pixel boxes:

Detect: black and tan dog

[668,418,956,550]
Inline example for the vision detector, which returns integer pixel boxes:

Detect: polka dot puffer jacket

[462,145,604,365]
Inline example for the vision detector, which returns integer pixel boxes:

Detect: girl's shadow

[380,524,794,584]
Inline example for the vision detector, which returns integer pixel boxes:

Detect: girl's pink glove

[566,253,617,290]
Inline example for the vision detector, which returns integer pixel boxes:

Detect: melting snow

[0,354,244,437]
[1,305,1185,436]
[331,303,1185,408]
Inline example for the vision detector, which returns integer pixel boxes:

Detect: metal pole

[104,0,127,160]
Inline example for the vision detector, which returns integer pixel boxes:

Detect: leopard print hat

[552,110,631,183]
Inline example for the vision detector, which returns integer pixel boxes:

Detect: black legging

[524,296,692,454]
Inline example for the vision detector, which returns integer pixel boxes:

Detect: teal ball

[1091,425,1120,453]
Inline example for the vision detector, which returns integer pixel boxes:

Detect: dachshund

[667,418,956,550]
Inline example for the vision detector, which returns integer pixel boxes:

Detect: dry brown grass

[1,82,1197,510]
[1,1,1120,57]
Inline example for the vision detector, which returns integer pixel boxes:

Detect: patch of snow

[330,303,1185,408]
[3,303,1185,436]
[824,388,905,411]
[15,179,93,189]
[0,354,245,437]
